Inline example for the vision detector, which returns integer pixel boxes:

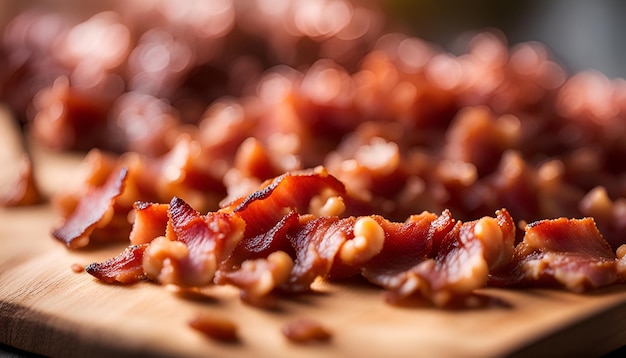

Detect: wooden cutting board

[2,146,626,358]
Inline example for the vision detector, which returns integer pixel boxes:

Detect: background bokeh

[2,0,625,78]
[384,0,626,78]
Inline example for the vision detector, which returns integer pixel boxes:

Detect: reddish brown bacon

[143,197,245,287]
[361,209,516,306]
[84,169,564,307]
[19,2,626,307]
[85,244,147,284]
[490,217,625,292]
[52,167,128,248]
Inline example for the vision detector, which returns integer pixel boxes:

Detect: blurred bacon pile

[2,0,626,306]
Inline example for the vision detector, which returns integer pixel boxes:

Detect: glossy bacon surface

[147,197,245,286]
[287,216,357,292]
[52,167,128,248]
[85,168,626,305]
[128,202,170,245]
[363,209,516,306]
[490,217,624,292]
[85,244,147,284]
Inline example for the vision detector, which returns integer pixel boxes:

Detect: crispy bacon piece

[218,167,371,293]
[363,209,516,306]
[217,168,361,295]
[142,197,245,286]
[490,217,624,292]
[286,216,357,292]
[84,168,620,308]
[188,313,239,343]
[216,251,294,304]
[84,172,517,306]
[85,244,147,284]
[0,153,42,207]
[128,202,170,245]
[360,211,450,292]
[52,167,128,248]
[223,167,349,220]
[223,211,299,268]
[282,318,332,343]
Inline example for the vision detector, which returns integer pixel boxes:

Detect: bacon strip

[287,216,357,292]
[490,217,622,292]
[223,167,351,227]
[85,244,147,284]
[52,167,128,248]
[142,197,245,286]
[363,209,516,306]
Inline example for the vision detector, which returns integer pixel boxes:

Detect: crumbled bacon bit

[71,263,85,273]
[188,313,239,343]
[216,251,295,300]
[282,318,332,343]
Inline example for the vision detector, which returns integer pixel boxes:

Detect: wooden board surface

[2,146,626,358]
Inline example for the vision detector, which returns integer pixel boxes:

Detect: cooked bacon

[360,211,450,291]
[85,244,147,284]
[219,167,371,284]
[282,318,332,343]
[142,197,245,286]
[215,251,294,303]
[362,212,440,275]
[52,167,128,248]
[363,209,515,306]
[222,167,350,220]
[490,217,624,292]
[188,313,239,343]
[71,263,85,273]
[84,174,517,306]
[84,169,621,308]
[128,202,170,245]
[223,210,299,269]
[286,216,357,292]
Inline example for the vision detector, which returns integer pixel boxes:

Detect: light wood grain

[1,148,626,357]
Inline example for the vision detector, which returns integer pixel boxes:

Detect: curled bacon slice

[52,167,128,248]
[223,167,351,224]
[142,197,245,286]
[85,244,147,284]
[363,209,516,306]
[286,216,357,292]
[490,217,623,292]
